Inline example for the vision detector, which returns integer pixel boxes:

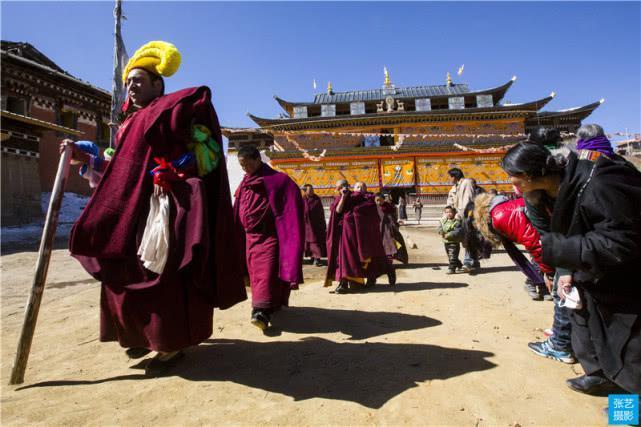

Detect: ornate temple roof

[248,93,559,131]
[274,77,516,109]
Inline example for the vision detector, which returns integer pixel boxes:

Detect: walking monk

[325,179,387,294]
[234,146,304,331]
[66,41,246,376]
[302,184,327,266]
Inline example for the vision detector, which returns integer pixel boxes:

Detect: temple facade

[230,70,601,201]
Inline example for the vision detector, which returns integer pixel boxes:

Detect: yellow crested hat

[123,41,181,83]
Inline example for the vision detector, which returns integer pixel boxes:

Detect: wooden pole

[9,143,73,385]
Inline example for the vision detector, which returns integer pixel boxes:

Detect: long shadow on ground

[18,339,496,409]
[478,265,520,274]
[395,262,448,270]
[262,305,442,339]
[363,281,467,295]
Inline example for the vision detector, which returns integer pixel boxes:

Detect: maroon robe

[233,163,304,309]
[378,202,409,264]
[303,193,327,259]
[325,192,387,286]
[70,87,246,352]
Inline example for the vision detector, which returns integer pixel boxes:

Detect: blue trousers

[549,273,573,352]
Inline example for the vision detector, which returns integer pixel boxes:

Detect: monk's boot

[251,309,271,330]
[126,347,152,359]
[387,269,397,287]
[145,350,184,377]
[335,280,350,294]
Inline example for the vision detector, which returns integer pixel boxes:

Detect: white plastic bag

[137,193,170,274]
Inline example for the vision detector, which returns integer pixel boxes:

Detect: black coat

[541,152,641,383]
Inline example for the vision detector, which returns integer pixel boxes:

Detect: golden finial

[446,72,452,87]
[384,66,391,87]
[327,81,333,94]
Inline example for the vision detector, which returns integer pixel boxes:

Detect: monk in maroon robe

[302,184,327,266]
[65,60,246,376]
[374,193,409,286]
[325,180,387,294]
[233,147,304,330]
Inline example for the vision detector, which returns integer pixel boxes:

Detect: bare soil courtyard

[1,227,605,425]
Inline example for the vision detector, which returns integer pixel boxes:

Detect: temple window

[448,97,465,110]
[476,94,493,108]
[380,128,394,146]
[321,104,336,117]
[293,106,308,119]
[59,110,78,129]
[415,98,431,112]
[350,102,365,115]
[6,96,27,115]
[97,121,110,145]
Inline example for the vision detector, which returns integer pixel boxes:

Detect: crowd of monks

[64,40,411,377]
[234,146,408,328]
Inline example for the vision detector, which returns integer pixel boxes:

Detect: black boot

[251,308,271,330]
[566,372,624,396]
[335,280,350,294]
[388,269,397,286]
[364,278,376,288]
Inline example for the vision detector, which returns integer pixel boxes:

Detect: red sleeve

[492,199,554,273]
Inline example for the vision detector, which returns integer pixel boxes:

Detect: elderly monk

[301,184,327,266]
[325,179,387,294]
[65,41,246,377]
[234,146,304,330]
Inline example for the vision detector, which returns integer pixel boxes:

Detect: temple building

[225,69,601,201]
[1,41,111,224]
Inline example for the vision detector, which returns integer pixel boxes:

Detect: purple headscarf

[576,135,615,157]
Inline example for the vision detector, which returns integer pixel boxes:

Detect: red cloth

[70,87,246,352]
[303,194,327,258]
[490,198,553,273]
[325,192,387,284]
[234,163,305,286]
[236,173,290,309]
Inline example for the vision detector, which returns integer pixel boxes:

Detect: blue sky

[2,1,640,135]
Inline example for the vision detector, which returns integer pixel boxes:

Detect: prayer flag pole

[109,0,128,148]
[9,143,73,385]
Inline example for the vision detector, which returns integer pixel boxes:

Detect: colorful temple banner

[381,158,415,188]
[416,155,512,194]
[274,160,380,196]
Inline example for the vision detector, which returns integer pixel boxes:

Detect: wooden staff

[9,143,73,385]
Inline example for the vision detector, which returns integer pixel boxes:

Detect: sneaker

[446,268,455,275]
[528,339,576,364]
[462,265,478,275]
[525,282,543,301]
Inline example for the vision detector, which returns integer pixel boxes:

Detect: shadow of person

[395,262,448,270]
[478,265,520,274]
[176,338,496,409]
[261,306,441,340]
[15,339,496,409]
[364,281,468,294]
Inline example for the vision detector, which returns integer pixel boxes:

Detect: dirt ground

[1,227,606,426]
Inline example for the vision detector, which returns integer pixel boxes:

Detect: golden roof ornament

[327,81,333,95]
[446,72,453,87]
[384,66,391,87]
